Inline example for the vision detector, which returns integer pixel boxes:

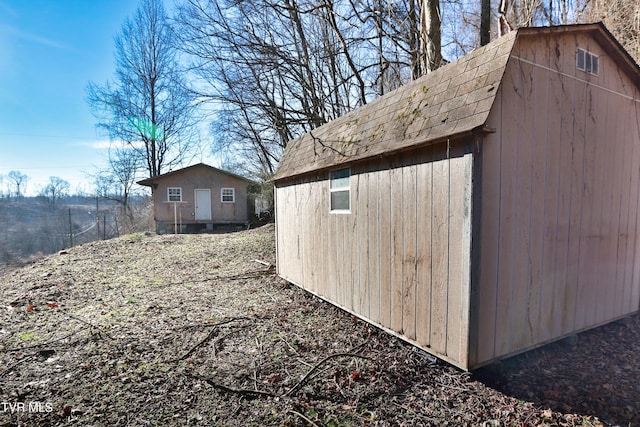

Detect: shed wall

[473,32,640,366]
[276,142,474,368]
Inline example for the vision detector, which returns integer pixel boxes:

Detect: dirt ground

[1,225,638,426]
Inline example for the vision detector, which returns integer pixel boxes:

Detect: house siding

[276,142,474,368]
[140,165,252,233]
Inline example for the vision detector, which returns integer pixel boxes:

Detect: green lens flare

[129,117,163,140]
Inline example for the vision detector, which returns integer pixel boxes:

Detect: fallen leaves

[0,225,637,426]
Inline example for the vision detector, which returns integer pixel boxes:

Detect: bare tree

[87,0,199,179]
[586,0,640,62]
[92,143,142,231]
[176,0,424,175]
[40,176,70,205]
[497,0,592,33]
[7,171,29,199]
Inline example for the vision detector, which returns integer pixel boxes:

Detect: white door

[194,189,212,221]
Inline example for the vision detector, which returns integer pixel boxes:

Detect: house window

[577,48,599,75]
[330,168,350,213]
[221,188,235,203]
[168,187,182,202]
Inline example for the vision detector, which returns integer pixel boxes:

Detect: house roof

[274,22,640,181]
[137,163,254,186]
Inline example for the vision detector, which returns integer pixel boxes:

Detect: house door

[194,189,212,221]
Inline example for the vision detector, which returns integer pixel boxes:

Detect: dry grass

[0,225,637,426]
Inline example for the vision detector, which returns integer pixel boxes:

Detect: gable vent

[577,48,599,75]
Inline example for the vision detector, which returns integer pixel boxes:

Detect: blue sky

[0,1,148,195]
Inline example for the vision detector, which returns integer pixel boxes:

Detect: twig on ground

[288,409,320,427]
[173,317,248,362]
[278,333,300,355]
[285,352,372,397]
[0,354,36,378]
[253,259,271,268]
[0,326,90,353]
[252,359,259,391]
[67,314,114,339]
[193,373,276,398]
[152,270,274,289]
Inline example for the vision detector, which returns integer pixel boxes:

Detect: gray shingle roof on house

[274,31,518,181]
[137,163,254,186]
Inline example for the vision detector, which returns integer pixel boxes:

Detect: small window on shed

[168,187,182,202]
[330,168,350,213]
[577,48,599,75]
[221,187,235,203]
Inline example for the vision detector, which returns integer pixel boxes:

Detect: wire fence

[0,199,152,266]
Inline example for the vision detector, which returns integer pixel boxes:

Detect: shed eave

[274,125,492,183]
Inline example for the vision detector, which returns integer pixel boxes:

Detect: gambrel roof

[274,32,516,181]
[274,23,640,181]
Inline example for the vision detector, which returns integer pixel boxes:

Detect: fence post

[96,197,100,240]
[68,208,73,247]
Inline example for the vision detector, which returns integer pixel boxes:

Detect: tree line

[87,0,640,194]
[0,172,71,204]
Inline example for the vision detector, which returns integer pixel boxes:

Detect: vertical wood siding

[276,145,474,368]
[276,29,640,370]
[474,33,640,366]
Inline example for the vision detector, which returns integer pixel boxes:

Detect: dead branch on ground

[172,317,249,362]
[285,352,373,397]
[190,373,277,398]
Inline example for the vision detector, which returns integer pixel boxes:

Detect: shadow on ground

[473,313,640,426]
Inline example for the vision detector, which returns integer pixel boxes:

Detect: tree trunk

[499,0,513,36]
[408,0,420,79]
[480,0,491,46]
[420,0,442,74]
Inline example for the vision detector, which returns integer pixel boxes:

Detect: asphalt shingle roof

[274,31,517,180]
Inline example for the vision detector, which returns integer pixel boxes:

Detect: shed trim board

[274,23,640,370]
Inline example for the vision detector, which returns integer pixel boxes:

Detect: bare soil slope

[1,225,638,426]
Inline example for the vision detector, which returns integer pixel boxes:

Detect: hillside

[0,197,152,267]
[1,225,637,426]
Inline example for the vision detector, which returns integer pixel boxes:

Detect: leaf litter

[0,224,637,426]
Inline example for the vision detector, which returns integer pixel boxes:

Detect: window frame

[576,48,599,76]
[329,167,351,214]
[167,187,182,202]
[221,187,235,203]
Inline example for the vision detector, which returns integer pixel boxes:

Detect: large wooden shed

[273,23,640,370]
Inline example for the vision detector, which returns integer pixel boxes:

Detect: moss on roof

[274,31,517,180]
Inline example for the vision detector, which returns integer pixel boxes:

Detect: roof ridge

[137,163,254,186]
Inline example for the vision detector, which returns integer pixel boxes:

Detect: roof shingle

[274,31,517,180]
